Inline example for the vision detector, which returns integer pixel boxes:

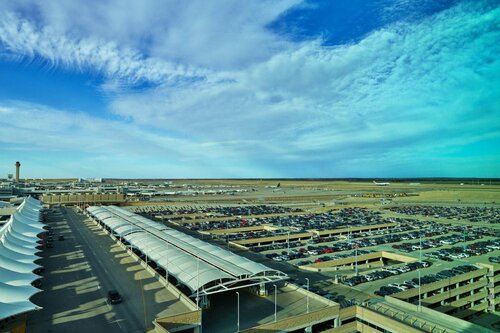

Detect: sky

[0,0,499,179]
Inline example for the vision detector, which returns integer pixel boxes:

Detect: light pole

[355,243,358,276]
[418,227,422,312]
[305,278,310,314]
[273,284,277,322]
[166,240,169,286]
[236,291,240,332]
[195,255,204,333]
[196,253,200,309]
[418,270,422,312]
[419,228,423,263]
[287,231,290,255]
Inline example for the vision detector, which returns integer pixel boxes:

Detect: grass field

[123,180,500,208]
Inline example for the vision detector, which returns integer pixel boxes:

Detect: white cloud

[0,1,499,177]
[0,0,301,70]
[110,1,500,161]
[0,12,208,85]
[0,101,280,177]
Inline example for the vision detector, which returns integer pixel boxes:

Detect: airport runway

[27,206,188,333]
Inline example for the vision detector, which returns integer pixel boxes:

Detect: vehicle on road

[107,290,122,304]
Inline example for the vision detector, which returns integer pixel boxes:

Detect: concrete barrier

[304,251,417,270]
[153,310,201,333]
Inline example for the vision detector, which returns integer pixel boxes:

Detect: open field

[111,180,500,209]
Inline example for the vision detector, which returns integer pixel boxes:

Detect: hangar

[86,205,288,304]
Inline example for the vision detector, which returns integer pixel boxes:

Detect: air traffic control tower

[15,161,21,182]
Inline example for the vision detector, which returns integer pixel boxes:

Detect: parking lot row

[424,238,500,261]
[343,260,431,288]
[141,204,302,218]
[257,220,493,266]
[392,231,486,252]
[389,205,500,224]
[374,264,479,297]
[185,208,398,234]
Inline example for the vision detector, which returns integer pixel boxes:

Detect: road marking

[110,318,126,330]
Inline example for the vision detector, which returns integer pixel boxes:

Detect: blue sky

[0,0,499,178]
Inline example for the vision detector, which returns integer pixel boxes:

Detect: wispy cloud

[0,12,208,86]
[0,0,301,70]
[111,2,500,163]
[0,0,499,177]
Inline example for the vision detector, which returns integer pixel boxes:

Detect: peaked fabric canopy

[87,205,288,295]
[0,197,43,320]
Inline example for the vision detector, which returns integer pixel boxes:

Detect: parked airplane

[373,181,390,186]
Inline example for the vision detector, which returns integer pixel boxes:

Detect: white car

[397,266,411,273]
[388,283,408,291]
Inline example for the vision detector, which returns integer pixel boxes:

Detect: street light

[166,240,169,286]
[355,243,358,276]
[418,270,422,312]
[418,227,422,312]
[305,278,310,313]
[273,284,277,322]
[287,231,290,255]
[236,291,240,332]
[196,253,200,309]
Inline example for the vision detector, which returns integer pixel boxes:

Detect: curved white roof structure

[87,205,287,296]
[0,197,43,320]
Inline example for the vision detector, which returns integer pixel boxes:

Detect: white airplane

[373,181,390,186]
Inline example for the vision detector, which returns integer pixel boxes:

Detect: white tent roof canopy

[87,205,287,296]
[0,196,43,320]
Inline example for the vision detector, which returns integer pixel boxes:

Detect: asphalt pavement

[26,206,189,333]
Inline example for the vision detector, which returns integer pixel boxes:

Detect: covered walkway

[86,205,288,297]
[0,197,44,321]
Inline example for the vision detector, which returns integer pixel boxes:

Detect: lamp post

[236,291,240,332]
[287,231,290,255]
[305,278,310,313]
[273,284,277,322]
[355,243,358,276]
[418,270,422,312]
[419,228,423,263]
[166,240,169,286]
[196,253,200,309]
[418,227,422,312]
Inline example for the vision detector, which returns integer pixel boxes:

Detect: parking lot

[374,264,479,297]
[26,207,190,333]
[119,197,500,330]
[389,205,500,224]
[259,219,495,267]
[143,202,499,299]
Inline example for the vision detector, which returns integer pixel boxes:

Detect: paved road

[27,206,189,333]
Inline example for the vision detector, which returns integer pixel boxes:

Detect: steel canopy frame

[87,205,289,297]
[195,271,289,297]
